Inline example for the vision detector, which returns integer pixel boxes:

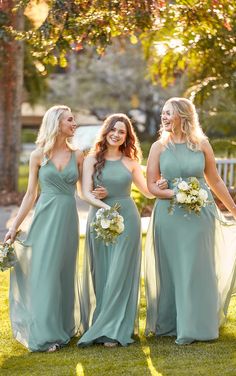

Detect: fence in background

[216,159,236,189]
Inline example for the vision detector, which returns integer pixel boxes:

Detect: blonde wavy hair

[36,105,72,156]
[159,97,207,151]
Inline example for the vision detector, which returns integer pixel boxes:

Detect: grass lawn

[0,239,236,376]
[6,162,235,375]
[18,165,30,193]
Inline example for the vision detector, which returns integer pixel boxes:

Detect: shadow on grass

[2,330,236,376]
[0,336,151,376]
[143,329,236,376]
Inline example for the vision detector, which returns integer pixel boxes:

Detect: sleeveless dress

[145,143,236,345]
[77,158,141,347]
[10,152,83,351]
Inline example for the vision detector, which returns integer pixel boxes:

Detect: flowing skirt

[145,199,236,345]
[10,194,83,351]
[78,197,141,347]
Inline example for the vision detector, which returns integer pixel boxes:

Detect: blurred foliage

[141,0,236,103]
[18,164,29,192]
[6,1,235,102]
[202,112,236,138]
[140,141,152,161]
[1,1,235,131]
[198,82,236,140]
[8,0,159,62]
[21,129,37,143]
[24,18,48,103]
[131,159,154,216]
[131,184,154,216]
[210,139,236,158]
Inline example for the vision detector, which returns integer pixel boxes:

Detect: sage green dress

[10,152,82,352]
[145,143,236,345]
[77,158,141,347]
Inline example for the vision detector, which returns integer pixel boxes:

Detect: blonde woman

[4,105,106,352]
[145,97,236,345]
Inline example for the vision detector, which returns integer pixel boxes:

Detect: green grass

[18,164,29,193]
[0,241,236,376]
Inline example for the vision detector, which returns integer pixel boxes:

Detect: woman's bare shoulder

[200,139,212,153]
[30,148,44,165]
[149,140,165,155]
[84,153,97,165]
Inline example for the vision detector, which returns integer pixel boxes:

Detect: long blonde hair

[159,97,207,150]
[36,105,71,156]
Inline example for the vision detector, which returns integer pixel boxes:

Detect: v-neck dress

[9,152,83,351]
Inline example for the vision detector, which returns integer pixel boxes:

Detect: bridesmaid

[145,97,236,345]
[4,105,106,352]
[77,113,153,347]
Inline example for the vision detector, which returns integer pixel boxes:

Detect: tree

[140,0,236,103]
[1,0,235,191]
[0,0,160,191]
[0,1,24,192]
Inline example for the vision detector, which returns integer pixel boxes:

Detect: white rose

[190,189,199,196]
[96,208,105,219]
[116,222,125,234]
[178,181,189,191]
[117,215,124,223]
[101,219,111,229]
[199,189,208,201]
[176,192,187,203]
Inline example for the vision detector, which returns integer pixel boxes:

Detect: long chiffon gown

[77,158,141,347]
[10,152,83,351]
[145,143,236,345]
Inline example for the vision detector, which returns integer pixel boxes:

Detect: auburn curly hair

[91,113,142,182]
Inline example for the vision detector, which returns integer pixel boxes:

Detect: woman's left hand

[92,185,108,200]
[156,178,168,190]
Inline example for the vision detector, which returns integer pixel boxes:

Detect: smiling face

[161,102,181,133]
[59,110,77,137]
[106,121,127,147]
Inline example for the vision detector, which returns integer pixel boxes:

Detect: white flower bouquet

[168,177,211,216]
[0,240,17,272]
[91,203,124,245]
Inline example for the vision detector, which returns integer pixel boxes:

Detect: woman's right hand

[156,178,168,190]
[4,228,17,244]
[92,185,108,200]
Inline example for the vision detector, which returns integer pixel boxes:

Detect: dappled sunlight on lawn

[0,253,236,375]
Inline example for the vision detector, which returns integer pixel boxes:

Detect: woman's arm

[4,149,41,242]
[131,162,154,199]
[82,156,110,209]
[75,150,107,200]
[146,141,174,199]
[202,140,236,219]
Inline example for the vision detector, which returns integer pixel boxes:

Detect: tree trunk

[0,1,24,192]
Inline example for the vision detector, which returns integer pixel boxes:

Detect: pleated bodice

[39,153,79,196]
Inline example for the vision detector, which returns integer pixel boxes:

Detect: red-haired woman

[77,113,153,347]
